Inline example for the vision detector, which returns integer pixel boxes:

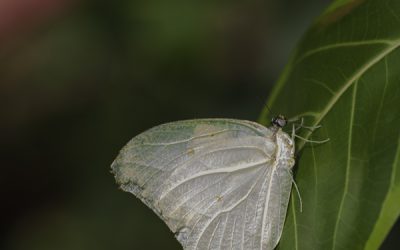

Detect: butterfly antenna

[264,103,272,113]
[264,101,274,117]
[255,96,275,117]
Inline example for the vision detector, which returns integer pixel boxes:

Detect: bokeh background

[1,0,399,249]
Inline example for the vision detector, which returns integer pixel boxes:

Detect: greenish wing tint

[258,0,400,249]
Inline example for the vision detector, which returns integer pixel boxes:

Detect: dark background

[1,0,398,249]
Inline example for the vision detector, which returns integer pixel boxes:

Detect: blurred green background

[1,0,398,249]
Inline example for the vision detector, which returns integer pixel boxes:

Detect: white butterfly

[112,116,318,250]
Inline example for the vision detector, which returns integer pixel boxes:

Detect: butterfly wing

[111,119,293,250]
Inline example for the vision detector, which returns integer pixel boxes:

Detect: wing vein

[142,129,241,146]
[193,171,266,249]
[260,162,279,248]
[159,159,268,201]
[207,218,222,250]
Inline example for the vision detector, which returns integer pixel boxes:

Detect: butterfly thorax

[274,129,295,169]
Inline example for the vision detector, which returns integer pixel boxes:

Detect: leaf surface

[258,0,400,249]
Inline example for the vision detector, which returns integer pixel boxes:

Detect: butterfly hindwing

[112,119,294,250]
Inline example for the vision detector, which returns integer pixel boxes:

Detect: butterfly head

[271,114,287,128]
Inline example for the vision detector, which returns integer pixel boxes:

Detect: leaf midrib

[364,133,400,250]
[294,39,394,65]
[331,79,358,250]
[261,39,400,124]
[297,39,400,151]
[283,38,400,249]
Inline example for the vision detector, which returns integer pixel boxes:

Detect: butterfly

[111,116,325,250]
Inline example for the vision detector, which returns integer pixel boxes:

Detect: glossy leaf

[258,0,400,249]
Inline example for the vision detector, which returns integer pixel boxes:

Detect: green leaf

[258,0,400,249]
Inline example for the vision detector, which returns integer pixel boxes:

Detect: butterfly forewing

[111,119,294,250]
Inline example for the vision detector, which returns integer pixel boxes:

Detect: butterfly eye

[271,115,287,128]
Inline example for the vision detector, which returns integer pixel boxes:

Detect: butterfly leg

[290,120,329,144]
[288,169,303,213]
[289,117,322,131]
[295,134,330,144]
